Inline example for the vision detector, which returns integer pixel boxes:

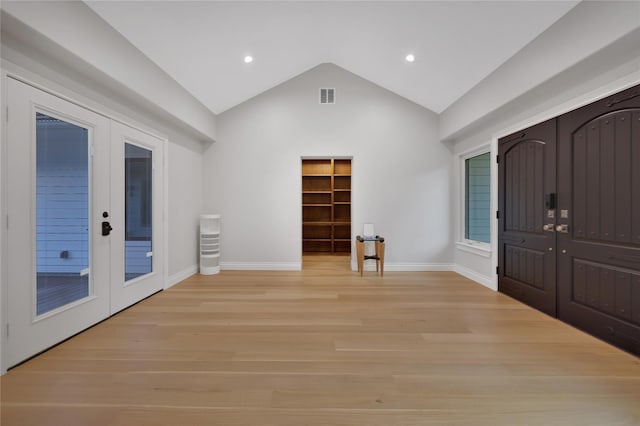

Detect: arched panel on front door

[558,105,640,355]
[498,119,557,317]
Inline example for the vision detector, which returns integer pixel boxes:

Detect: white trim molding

[455,241,491,258]
[221,262,302,271]
[453,264,495,290]
[167,264,199,288]
[380,263,454,272]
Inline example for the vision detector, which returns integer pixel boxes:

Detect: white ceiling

[85,1,579,115]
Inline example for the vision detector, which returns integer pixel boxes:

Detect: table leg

[356,239,364,276]
[376,240,385,277]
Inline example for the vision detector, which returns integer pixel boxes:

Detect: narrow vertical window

[465,152,490,243]
[125,143,153,281]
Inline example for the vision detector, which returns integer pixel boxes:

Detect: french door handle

[543,224,555,232]
[555,224,569,233]
[102,221,113,236]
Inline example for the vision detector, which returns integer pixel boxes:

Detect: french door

[6,78,164,367]
[110,121,164,313]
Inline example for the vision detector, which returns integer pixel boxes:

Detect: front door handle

[543,224,555,232]
[555,224,569,233]
[102,221,113,236]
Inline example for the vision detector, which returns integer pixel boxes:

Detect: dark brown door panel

[557,84,640,355]
[498,118,557,317]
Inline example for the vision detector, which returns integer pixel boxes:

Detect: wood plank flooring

[2,256,639,425]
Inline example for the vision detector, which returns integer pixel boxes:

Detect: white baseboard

[206,260,494,291]
[350,261,454,272]
[385,262,455,271]
[453,264,496,290]
[221,262,302,271]
[166,264,198,288]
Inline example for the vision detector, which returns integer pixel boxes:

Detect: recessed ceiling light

[244,55,253,64]
[405,54,415,63]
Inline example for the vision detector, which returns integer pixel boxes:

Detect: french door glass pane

[36,112,90,315]
[125,143,153,281]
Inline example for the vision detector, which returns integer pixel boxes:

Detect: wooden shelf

[334,176,351,190]
[303,192,331,205]
[302,175,331,192]
[302,158,352,254]
[334,204,350,223]
[303,205,331,222]
[334,191,350,203]
[303,240,332,252]
[334,224,351,240]
[302,159,332,175]
[334,240,351,252]
[303,224,331,239]
[334,159,351,175]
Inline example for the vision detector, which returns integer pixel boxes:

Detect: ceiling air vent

[319,88,335,104]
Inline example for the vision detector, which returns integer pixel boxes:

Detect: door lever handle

[555,224,569,233]
[102,221,113,236]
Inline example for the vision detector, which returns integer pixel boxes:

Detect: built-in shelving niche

[302,158,351,254]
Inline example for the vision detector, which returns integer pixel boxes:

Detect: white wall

[440,0,640,142]
[167,142,204,285]
[204,63,452,270]
[1,2,217,143]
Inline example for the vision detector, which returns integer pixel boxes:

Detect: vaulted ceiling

[85,1,579,115]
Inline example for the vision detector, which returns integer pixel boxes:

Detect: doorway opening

[301,158,352,269]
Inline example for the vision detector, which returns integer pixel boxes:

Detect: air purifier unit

[200,214,221,275]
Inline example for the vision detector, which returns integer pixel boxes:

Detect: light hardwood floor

[2,256,639,425]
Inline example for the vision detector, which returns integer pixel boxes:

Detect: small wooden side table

[355,235,385,277]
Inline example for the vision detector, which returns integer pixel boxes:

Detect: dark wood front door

[498,84,640,355]
[557,85,640,355]
[498,118,557,317]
